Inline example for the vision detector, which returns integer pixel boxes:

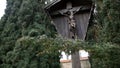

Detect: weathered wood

[75,12,90,40]
[44,0,93,68]
[45,0,92,13]
[72,52,81,68]
[53,12,90,68]
[50,6,91,16]
[53,16,69,38]
[52,12,90,39]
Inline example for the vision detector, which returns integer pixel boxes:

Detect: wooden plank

[53,16,70,38]
[52,12,90,40]
[75,12,90,40]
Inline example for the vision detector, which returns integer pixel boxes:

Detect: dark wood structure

[45,0,93,68]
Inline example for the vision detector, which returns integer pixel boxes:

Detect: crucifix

[56,2,84,39]
[45,0,93,68]
[58,2,81,68]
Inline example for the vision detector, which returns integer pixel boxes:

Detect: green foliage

[94,0,120,44]
[0,0,57,68]
[89,43,120,68]
[1,36,60,68]
[0,0,120,68]
[86,0,120,68]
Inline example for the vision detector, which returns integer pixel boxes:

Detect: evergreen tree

[0,0,58,68]
[95,0,120,44]
[87,0,120,45]
[88,0,120,67]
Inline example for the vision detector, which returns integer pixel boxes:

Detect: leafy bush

[89,43,120,68]
[0,36,61,68]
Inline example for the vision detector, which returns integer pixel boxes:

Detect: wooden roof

[45,0,92,13]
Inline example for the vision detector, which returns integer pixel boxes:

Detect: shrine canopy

[45,0,92,18]
[44,0,93,40]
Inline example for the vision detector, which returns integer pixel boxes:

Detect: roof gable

[45,0,92,15]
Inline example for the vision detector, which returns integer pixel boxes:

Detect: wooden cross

[59,2,81,68]
[59,2,81,39]
[50,2,83,68]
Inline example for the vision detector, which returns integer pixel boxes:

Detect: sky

[0,0,6,19]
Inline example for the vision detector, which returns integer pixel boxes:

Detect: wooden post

[66,2,81,68]
[72,52,81,68]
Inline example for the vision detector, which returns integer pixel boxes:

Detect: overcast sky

[0,0,6,19]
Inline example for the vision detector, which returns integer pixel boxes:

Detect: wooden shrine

[45,0,93,68]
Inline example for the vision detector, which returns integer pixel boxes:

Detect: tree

[0,0,120,68]
[95,0,120,44]
[87,0,120,68]
[0,0,59,68]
